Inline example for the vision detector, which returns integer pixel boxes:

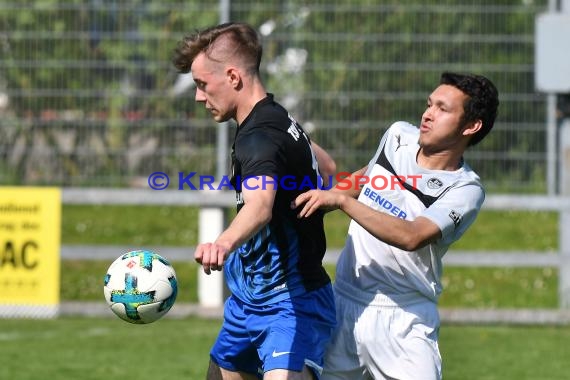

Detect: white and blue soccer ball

[103,250,178,324]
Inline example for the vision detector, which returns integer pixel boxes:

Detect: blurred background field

[0,0,563,193]
[50,204,565,379]
[62,205,559,251]
[60,205,560,309]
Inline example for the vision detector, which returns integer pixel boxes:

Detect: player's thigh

[207,360,260,380]
[361,300,441,380]
[257,285,336,374]
[211,296,262,376]
[322,293,368,380]
[263,366,315,380]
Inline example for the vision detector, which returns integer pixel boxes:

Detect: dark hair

[172,22,262,76]
[440,72,499,146]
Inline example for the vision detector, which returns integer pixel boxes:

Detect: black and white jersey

[335,121,485,304]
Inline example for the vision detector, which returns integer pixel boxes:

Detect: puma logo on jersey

[395,134,408,151]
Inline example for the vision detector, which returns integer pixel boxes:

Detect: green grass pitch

[1,317,570,380]
[4,205,557,379]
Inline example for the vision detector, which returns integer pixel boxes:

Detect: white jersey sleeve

[421,179,484,246]
[364,131,389,177]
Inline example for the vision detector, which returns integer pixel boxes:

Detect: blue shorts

[210,284,336,379]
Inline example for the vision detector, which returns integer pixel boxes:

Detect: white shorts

[322,288,442,380]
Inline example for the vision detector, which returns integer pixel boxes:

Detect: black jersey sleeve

[236,128,286,179]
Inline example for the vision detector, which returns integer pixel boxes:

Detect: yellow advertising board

[0,187,61,318]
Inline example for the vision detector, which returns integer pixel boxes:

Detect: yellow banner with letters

[0,187,61,318]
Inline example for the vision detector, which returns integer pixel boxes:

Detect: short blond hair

[172,22,262,76]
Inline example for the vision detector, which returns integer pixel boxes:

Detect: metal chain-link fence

[0,0,554,193]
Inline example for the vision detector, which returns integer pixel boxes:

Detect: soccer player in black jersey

[172,22,336,380]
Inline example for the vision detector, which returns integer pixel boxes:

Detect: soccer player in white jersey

[292,72,499,380]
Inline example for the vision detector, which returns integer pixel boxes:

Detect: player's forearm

[215,202,272,253]
[338,196,435,251]
[332,166,367,198]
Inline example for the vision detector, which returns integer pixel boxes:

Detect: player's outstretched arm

[290,166,367,217]
[337,196,441,251]
[332,166,367,198]
[292,189,345,217]
[292,187,441,251]
[195,176,275,274]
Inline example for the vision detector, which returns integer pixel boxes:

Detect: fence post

[197,190,227,308]
[559,119,570,307]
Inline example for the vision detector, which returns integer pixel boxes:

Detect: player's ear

[462,119,482,137]
[226,67,241,89]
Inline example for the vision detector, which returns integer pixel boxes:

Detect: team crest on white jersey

[427,177,444,189]
[448,210,462,227]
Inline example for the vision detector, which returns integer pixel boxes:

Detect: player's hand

[291,189,343,218]
[194,242,230,275]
